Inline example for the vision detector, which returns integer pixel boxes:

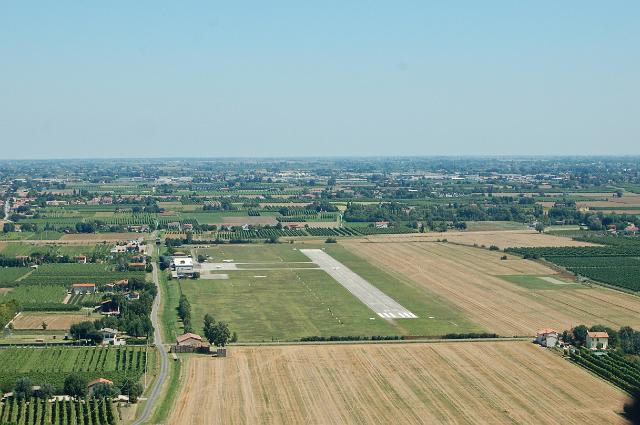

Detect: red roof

[72,283,95,288]
[176,333,203,344]
[588,331,609,338]
[88,378,113,387]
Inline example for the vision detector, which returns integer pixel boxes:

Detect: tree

[2,222,15,233]
[35,382,55,400]
[14,377,33,401]
[63,373,88,398]
[203,313,216,343]
[572,325,589,346]
[91,382,119,398]
[41,321,48,330]
[212,321,231,347]
[70,321,103,344]
[121,380,143,403]
[534,222,545,233]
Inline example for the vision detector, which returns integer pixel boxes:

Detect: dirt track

[349,229,596,249]
[169,342,628,425]
[345,241,640,335]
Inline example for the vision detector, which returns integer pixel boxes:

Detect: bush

[325,238,337,243]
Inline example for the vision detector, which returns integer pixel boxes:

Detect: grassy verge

[148,357,183,424]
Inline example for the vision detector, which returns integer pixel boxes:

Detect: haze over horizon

[1,1,639,159]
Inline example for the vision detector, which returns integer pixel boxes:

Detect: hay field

[345,241,640,335]
[350,229,595,249]
[11,312,96,330]
[169,342,627,425]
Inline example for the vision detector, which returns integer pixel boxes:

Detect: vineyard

[0,346,149,392]
[507,236,640,292]
[568,349,640,395]
[0,285,67,308]
[0,397,118,425]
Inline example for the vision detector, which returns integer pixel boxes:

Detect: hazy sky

[1,2,639,159]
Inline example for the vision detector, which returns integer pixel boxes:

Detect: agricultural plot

[0,243,110,259]
[351,229,596,249]
[0,267,31,286]
[0,285,67,308]
[345,241,640,335]
[0,346,152,391]
[18,264,143,287]
[179,243,478,341]
[508,236,640,291]
[0,398,118,425]
[169,342,628,425]
[10,311,97,331]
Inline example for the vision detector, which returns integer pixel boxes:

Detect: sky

[0,1,639,159]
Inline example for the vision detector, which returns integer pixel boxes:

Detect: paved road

[3,197,11,221]
[133,241,169,425]
[300,249,417,319]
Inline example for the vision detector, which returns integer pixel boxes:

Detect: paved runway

[300,249,417,319]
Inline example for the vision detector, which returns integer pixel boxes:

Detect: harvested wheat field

[352,229,596,249]
[11,312,95,330]
[60,232,140,242]
[170,342,628,425]
[345,241,640,335]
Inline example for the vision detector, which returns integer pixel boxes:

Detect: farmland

[15,263,144,288]
[169,342,628,425]
[0,345,153,391]
[177,243,479,341]
[344,240,640,335]
[508,235,640,292]
[0,398,119,425]
[10,311,98,331]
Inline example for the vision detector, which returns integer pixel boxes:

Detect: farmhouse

[172,332,210,353]
[586,331,609,350]
[375,221,389,229]
[87,378,113,394]
[74,255,87,264]
[98,300,120,315]
[71,283,96,294]
[99,328,125,346]
[535,328,559,347]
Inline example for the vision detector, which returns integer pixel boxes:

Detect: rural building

[375,221,389,229]
[535,328,559,347]
[586,331,609,350]
[74,255,87,264]
[87,378,114,394]
[98,300,120,315]
[71,283,96,294]
[171,256,194,277]
[99,328,125,346]
[172,332,210,353]
[126,291,140,301]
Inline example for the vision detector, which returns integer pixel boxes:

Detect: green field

[0,243,110,258]
[500,275,581,290]
[0,285,67,306]
[0,267,32,286]
[0,346,154,392]
[0,398,118,425]
[177,243,480,342]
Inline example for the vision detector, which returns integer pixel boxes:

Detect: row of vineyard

[177,225,417,240]
[0,397,118,425]
[568,349,640,395]
[0,347,147,391]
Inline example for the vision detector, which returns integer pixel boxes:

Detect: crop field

[350,229,597,249]
[10,311,97,331]
[169,342,628,425]
[179,243,478,341]
[0,285,67,307]
[0,398,118,425]
[0,267,31,286]
[344,240,640,335]
[0,243,110,258]
[0,346,153,391]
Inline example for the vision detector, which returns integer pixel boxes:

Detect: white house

[586,331,609,350]
[171,256,194,277]
[99,328,125,346]
[535,328,559,347]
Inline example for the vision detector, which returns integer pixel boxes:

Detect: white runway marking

[300,249,417,320]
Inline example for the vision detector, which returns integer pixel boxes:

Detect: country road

[3,197,10,221]
[132,241,169,425]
